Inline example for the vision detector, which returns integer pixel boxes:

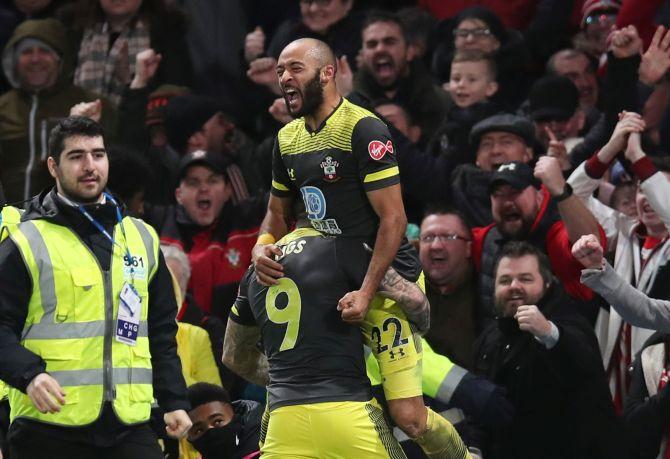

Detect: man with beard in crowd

[471,241,623,459]
[349,10,449,146]
[472,158,604,327]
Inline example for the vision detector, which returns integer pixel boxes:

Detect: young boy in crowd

[430,50,501,164]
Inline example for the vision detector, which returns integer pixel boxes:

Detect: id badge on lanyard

[116,282,141,346]
[73,192,143,346]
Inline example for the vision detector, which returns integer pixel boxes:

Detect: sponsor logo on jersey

[367,140,394,160]
[299,186,342,235]
[300,186,327,220]
[320,156,340,182]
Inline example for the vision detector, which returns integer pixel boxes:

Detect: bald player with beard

[249,38,469,459]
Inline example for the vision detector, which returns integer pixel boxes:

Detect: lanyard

[74,192,134,282]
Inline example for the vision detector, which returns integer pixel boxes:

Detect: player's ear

[321,64,335,84]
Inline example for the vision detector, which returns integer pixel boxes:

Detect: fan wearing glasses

[432,6,532,110]
[418,208,478,370]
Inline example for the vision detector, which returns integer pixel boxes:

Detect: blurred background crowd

[2,0,670,458]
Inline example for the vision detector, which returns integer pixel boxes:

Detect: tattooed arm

[221,319,270,386]
[378,266,431,334]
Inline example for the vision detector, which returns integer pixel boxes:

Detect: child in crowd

[430,50,502,164]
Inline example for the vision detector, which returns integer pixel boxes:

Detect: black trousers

[7,422,164,459]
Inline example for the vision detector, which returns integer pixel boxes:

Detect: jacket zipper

[25,94,38,202]
[67,227,116,402]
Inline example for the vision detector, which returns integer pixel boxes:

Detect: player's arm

[378,266,430,334]
[221,319,269,387]
[252,137,294,285]
[340,117,407,323]
[222,269,270,386]
[252,194,293,285]
[339,185,406,323]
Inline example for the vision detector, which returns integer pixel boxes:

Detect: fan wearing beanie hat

[527,75,585,154]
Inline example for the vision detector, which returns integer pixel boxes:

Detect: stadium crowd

[1,0,670,458]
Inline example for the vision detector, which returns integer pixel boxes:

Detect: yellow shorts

[361,273,425,401]
[261,399,407,459]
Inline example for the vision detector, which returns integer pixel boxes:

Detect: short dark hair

[187,383,231,411]
[494,241,554,285]
[422,204,472,233]
[362,10,409,44]
[371,98,416,126]
[107,145,153,204]
[452,49,497,80]
[48,116,104,163]
[546,48,596,76]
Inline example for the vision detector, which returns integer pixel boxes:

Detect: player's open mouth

[284,88,300,106]
[197,199,211,211]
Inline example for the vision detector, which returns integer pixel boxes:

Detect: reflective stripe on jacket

[8,216,159,426]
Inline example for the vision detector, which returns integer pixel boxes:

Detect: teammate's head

[47,116,108,204]
[277,38,337,118]
[187,383,240,459]
[175,150,232,227]
[494,241,553,317]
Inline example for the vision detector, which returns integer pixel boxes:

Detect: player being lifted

[225,228,468,458]
[249,38,469,458]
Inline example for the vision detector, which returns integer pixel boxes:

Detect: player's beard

[289,71,325,118]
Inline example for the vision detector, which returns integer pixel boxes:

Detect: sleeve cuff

[534,321,560,349]
[585,153,610,179]
[631,156,657,181]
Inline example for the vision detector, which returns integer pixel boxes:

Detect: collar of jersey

[276,227,323,245]
[304,97,345,135]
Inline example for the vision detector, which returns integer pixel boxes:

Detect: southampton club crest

[320,156,340,182]
[226,248,241,268]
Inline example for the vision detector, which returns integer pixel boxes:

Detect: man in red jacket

[471,158,605,327]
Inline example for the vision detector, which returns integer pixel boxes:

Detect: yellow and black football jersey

[271,98,399,239]
[230,228,376,411]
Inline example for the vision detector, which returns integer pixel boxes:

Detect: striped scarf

[74,20,150,106]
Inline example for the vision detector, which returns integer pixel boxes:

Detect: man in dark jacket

[350,10,449,146]
[472,159,604,326]
[624,333,670,459]
[472,241,624,459]
[0,116,190,458]
[0,18,116,205]
[187,382,261,459]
